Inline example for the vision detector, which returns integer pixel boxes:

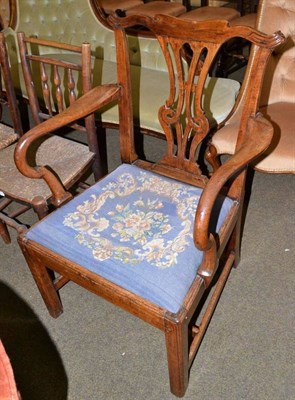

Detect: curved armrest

[194,114,273,251]
[14,84,120,206]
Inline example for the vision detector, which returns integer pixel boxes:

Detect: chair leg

[18,239,63,318]
[231,220,242,268]
[164,315,189,397]
[0,220,11,244]
[230,167,254,268]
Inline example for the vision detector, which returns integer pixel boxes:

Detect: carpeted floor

[0,127,294,400]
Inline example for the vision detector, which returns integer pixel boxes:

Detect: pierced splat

[157,37,224,180]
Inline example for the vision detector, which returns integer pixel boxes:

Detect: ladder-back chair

[15,14,283,397]
[17,32,103,180]
[0,33,101,243]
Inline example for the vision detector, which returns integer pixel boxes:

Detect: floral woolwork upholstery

[16,12,284,397]
[26,163,234,313]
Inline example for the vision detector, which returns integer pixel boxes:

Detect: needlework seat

[26,163,234,313]
[16,13,284,397]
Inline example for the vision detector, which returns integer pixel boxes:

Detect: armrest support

[194,114,274,251]
[14,84,120,206]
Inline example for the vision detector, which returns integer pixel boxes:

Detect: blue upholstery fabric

[25,164,234,313]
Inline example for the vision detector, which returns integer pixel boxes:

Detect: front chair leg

[164,313,189,397]
[18,238,63,318]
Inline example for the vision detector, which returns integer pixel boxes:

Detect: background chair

[16,13,283,397]
[17,33,103,180]
[181,0,258,78]
[0,31,23,243]
[0,0,17,30]
[210,0,295,173]
[0,33,102,244]
[98,0,186,18]
[99,0,144,15]
[180,0,241,22]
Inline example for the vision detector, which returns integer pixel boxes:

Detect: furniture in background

[107,0,187,17]
[17,33,102,181]
[0,31,23,243]
[180,1,258,78]
[16,12,283,397]
[180,0,240,23]
[99,0,186,17]
[183,0,257,13]
[99,0,144,15]
[210,0,295,173]
[0,33,101,244]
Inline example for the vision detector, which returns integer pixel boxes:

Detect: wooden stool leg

[18,239,63,318]
[164,316,189,397]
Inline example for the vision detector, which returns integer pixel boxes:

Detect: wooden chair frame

[16,14,284,397]
[0,31,25,243]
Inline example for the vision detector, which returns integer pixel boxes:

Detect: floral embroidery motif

[110,199,171,245]
[63,168,200,269]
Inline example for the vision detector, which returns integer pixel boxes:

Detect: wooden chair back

[111,14,283,196]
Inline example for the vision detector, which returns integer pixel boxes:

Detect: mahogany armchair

[16,14,283,397]
[0,33,103,243]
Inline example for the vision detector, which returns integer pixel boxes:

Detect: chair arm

[194,114,273,251]
[14,84,120,206]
